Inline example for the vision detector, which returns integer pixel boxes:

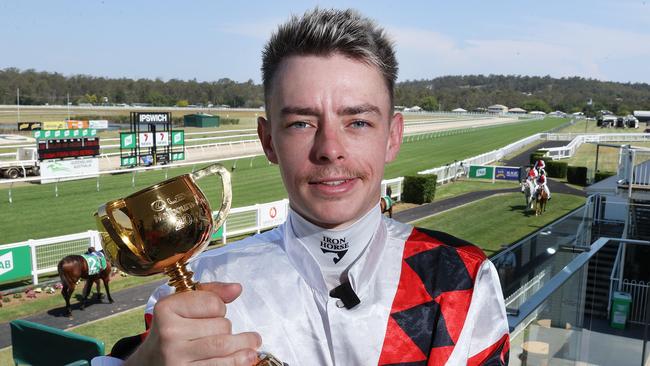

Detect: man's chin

[297,202,369,229]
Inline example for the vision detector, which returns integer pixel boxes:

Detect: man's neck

[288,205,382,289]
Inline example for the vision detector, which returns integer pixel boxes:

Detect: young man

[95,8,509,366]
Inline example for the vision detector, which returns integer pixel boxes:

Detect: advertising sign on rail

[17,122,42,131]
[495,167,521,181]
[40,158,99,183]
[259,201,288,228]
[0,246,32,283]
[42,121,67,130]
[66,120,89,129]
[89,120,109,129]
[468,165,495,179]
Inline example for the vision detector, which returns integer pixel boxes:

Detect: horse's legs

[95,278,103,300]
[80,280,92,310]
[62,285,73,316]
[388,207,393,218]
[103,276,114,303]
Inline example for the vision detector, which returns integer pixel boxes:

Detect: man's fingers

[190,349,259,366]
[196,282,243,304]
[187,332,262,362]
[155,289,227,319]
[169,317,232,340]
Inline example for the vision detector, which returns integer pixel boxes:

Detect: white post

[255,204,261,234]
[29,240,39,285]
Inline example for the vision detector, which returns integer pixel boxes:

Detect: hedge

[567,166,588,186]
[529,150,546,165]
[545,161,568,178]
[594,171,616,183]
[403,174,437,204]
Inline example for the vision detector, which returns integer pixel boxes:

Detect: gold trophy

[95,163,232,292]
[94,163,284,366]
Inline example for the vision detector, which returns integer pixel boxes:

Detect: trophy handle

[191,164,232,234]
[100,199,149,262]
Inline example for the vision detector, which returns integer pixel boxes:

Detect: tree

[176,99,189,107]
[419,95,438,111]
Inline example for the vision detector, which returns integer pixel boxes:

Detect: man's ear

[385,112,404,163]
[257,116,278,164]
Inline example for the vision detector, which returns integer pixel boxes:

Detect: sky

[1,0,649,84]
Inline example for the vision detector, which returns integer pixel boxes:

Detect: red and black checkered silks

[378,228,509,366]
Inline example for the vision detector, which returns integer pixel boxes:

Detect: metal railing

[507,237,650,365]
[541,133,650,160]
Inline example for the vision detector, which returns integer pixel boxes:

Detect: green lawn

[0,117,567,245]
[435,179,518,200]
[565,142,650,174]
[414,193,586,256]
[72,306,146,354]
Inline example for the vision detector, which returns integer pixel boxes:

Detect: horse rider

[534,159,546,177]
[536,172,551,201]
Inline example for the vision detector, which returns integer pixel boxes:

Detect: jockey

[534,159,546,176]
[536,173,551,200]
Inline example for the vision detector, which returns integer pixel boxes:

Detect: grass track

[414,192,585,256]
[0,118,568,245]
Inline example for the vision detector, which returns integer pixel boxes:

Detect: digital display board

[37,138,100,160]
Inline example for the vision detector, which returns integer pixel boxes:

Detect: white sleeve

[91,356,125,366]
[144,282,175,316]
[448,259,510,365]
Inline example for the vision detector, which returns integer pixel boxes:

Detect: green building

[183,113,220,128]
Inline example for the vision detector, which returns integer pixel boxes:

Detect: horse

[535,187,549,216]
[57,247,114,317]
[520,179,535,212]
[380,187,394,218]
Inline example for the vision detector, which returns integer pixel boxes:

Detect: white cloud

[388,20,650,83]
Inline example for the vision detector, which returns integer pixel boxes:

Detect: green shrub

[566,166,588,186]
[403,175,437,204]
[545,161,568,178]
[594,171,616,183]
[529,150,546,165]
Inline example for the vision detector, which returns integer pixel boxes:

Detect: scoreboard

[37,138,100,160]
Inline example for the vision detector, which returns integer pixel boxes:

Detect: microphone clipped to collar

[329,281,360,309]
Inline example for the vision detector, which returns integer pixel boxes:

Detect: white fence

[618,146,650,189]
[541,133,650,160]
[417,133,543,183]
[1,177,404,285]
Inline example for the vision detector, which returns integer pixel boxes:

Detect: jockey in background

[536,172,551,200]
[534,159,546,177]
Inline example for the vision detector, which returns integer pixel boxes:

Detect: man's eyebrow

[338,104,381,116]
[280,106,320,116]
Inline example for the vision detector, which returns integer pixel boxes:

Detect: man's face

[258,53,403,228]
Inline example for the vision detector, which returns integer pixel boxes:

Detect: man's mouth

[317,179,350,186]
[310,178,354,186]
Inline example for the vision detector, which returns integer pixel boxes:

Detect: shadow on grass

[47,293,106,318]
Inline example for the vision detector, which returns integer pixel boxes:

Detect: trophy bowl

[95,163,231,292]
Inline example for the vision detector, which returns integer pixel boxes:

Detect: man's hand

[125,282,262,366]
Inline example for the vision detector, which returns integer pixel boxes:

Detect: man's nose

[312,122,346,163]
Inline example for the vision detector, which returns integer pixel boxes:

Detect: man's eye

[350,120,370,128]
[289,121,310,129]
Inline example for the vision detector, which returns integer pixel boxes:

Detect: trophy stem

[164,262,197,292]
